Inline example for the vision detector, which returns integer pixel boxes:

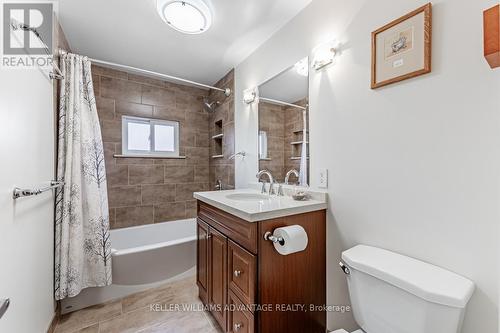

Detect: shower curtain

[54,53,112,300]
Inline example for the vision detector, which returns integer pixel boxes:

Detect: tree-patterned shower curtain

[54,53,112,300]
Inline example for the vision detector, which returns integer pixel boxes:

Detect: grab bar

[13,181,64,199]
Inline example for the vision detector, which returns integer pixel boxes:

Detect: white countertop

[193,188,328,222]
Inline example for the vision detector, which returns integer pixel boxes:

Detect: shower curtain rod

[259,97,307,110]
[58,49,231,96]
[10,20,64,80]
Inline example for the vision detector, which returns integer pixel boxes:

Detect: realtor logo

[3,2,53,55]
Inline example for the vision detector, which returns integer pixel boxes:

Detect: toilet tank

[341,245,475,333]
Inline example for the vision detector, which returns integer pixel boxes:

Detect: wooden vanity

[196,200,326,333]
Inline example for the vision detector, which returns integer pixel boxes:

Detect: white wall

[0,64,56,331]
[235,0,500,332]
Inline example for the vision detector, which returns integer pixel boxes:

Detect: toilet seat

[332,330,365,333]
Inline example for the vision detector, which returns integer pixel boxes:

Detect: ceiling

[259,60,308,104]
[58,0,312,85]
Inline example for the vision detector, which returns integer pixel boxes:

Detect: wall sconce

[294,57,309,77]
[243,88,258,104]
[312,41,338,71]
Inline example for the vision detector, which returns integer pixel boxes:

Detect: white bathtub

[61,218,197,314]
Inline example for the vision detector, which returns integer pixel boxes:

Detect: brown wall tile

[141,85,175,106]
[141,184,176,205]
[93,65,228,229]
[164,166,194,184]
[101,77,142,103]
[114,206,154,229]
[194,166,209,183]
[108,186,141,208]
[115,101,153,118]
[154,202,186,222]
[175,183,208,201]
[96,97,115,120]
[186,200,197,218]
[100,120,121,143]
[129,165,164,185]
[106,164,128,186]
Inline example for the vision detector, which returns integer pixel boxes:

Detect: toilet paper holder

[263,231,285,246]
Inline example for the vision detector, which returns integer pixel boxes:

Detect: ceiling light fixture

[157,0,212,34]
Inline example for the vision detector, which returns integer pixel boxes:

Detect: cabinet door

[197,219,209,305]
[228,240,256,307]
[209,227,228,331]
[227,291,255,333]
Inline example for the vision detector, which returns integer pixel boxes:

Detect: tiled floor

[54,275,223,333]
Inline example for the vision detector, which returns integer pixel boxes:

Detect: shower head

[203,98,220,113]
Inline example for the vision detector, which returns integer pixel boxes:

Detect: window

[122,116,180,157]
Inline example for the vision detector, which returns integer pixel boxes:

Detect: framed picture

[371,3,432,89]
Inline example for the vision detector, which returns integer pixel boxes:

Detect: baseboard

[47,301,60,333]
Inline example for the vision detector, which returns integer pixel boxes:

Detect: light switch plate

[318,168,328,189]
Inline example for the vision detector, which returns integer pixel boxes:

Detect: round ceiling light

[157,0,212,34]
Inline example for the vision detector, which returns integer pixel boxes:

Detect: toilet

[336,245,475,333]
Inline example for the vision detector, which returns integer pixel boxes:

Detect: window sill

[113,154,187,159]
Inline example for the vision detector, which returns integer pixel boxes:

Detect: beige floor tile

[54,275,220,333]
[122,284,175,313]
[55,300,121,333]
[78,324,99,333]
[98,305,176,333]
[138,310,214,333]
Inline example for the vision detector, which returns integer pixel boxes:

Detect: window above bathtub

[120,116,180,158]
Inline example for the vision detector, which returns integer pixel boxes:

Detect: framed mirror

[258,57,309,186]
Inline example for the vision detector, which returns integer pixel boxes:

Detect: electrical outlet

[318,168,328,189]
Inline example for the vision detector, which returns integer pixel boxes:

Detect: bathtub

[61,218,197,314]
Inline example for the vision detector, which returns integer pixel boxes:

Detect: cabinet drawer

[198,202,258,254]
[227,291,255,333]
[228,240,256,307]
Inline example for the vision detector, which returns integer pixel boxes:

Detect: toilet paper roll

[272,225,308,255]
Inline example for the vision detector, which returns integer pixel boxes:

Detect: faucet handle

[277,183,284,196]
[268,182,276,196]
[260,181,267,194]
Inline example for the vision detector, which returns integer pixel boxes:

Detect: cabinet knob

[234,323,242,331]
[233,270,242,277]
[206,234,212,239]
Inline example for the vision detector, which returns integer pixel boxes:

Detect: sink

[225,193,269,201]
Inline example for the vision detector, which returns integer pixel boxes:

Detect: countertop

[193,188,328,222]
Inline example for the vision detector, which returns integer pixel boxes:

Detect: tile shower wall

[284,98,308,182]
[259,98,308,183]
[259,101,286,181]
[93,65,211,229]
[208,70,235,189]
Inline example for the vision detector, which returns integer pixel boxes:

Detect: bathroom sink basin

[225,193,269,201]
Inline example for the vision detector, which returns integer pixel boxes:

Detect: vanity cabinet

[196,201,326,333]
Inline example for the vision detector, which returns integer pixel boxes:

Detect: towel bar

[13,181,64,199]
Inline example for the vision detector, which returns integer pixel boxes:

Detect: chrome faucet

[256,170,275,195]
[215,179,222,191]
[285,169,299,185]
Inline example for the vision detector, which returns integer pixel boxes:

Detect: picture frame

[371,3,432,89]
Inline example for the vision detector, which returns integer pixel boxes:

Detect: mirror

[258,57,309,186]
